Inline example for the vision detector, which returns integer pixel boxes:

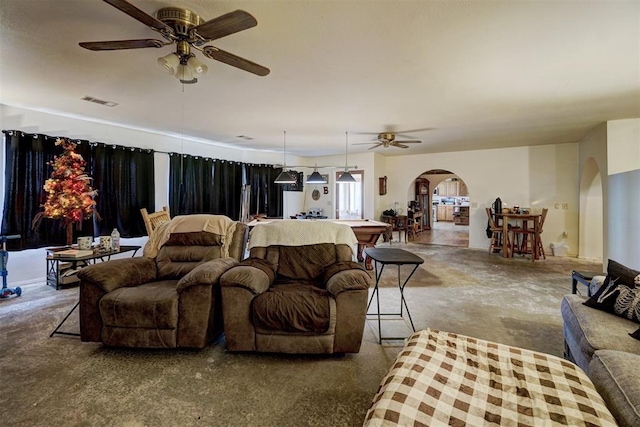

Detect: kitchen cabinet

[437,205,454,221]
[436,179,468,197]
[458,182,468,196]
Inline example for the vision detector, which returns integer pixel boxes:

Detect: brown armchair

[220,220,372,354]
[77,215,247,349]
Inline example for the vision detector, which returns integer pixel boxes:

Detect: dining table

[495,212,543,261]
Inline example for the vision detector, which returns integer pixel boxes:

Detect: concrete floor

[0,243,602,427]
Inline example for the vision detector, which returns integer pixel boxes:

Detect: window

[335,170,363,219]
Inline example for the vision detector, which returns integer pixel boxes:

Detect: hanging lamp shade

[337,170,356,183]
[337,131,356,183]
[275,131,297,184]
[274,170,297,184]
[306,166,327,184]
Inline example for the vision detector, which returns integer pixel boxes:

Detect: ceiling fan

[79,0,270,83]
[353,131,423,150]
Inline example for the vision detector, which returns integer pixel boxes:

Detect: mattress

[364,329,617,426]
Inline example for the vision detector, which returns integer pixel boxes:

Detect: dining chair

[486,207,510,256]
[535,208,549,259]
[140,206,171,236]
[407,218,420,241]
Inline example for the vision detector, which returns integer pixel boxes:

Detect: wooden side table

[380,215,408,243]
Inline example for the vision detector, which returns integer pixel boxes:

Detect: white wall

[382,144,580,253]
[577,119,640,270]
[608,118,640,175]
[303,151,377,219]
[578,123,608,265]
[606,119,640,270]
[579,157,603,261]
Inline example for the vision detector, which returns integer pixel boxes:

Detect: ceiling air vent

[81,96,118,107]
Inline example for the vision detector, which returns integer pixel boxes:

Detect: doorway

[411,170,469,247]
[335,170,364,219]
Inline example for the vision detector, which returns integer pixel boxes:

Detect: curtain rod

[3,130,286,167]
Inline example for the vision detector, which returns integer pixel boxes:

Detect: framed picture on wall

[282,171,304,192]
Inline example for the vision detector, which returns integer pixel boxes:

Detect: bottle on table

[111,228,120,251]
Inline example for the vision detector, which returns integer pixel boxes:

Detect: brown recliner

[77,215,247,349]
[220,220,372,354]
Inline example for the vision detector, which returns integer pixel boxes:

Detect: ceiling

[1,0,638,157]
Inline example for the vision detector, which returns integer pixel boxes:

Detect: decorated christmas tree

[33,138,97,245]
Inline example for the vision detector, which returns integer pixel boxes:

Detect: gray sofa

[561,276,640,426]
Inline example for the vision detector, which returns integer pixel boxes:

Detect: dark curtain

[213,160,243,220]
[245,164,283,218]
[1,131,94,249]
[266,167,284,218]
[168,153,215,216]
[90,143,154,237]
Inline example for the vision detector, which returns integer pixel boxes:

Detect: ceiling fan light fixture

[187,56,208,76]
[157,53,180,75]
[176,64,198,84]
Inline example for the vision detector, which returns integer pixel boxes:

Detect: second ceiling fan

[353,132,423,150]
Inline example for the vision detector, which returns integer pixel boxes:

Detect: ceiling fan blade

[203,46,270,76]
[367,143,384,150]
[79,39,166,51]
[193,10,257,41]
[394,143,410,149]
[103,0,174,34]
[394,127,434,134]
[394,140,422,144]
[352,142,379,145]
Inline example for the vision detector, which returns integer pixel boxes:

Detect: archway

[578,157,603,261]
[408,169,470,247]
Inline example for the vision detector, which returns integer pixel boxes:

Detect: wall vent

[81,96,118,107]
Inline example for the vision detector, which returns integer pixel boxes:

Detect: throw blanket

[248,220,358,251]
[144,214,237,259]
[364,329,617,427]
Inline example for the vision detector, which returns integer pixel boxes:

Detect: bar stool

[510,208,548,260]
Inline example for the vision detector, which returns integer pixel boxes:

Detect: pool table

[246,218,391,270]
[330,219,392,269]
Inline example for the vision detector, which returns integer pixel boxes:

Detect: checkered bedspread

[363,329,616,426]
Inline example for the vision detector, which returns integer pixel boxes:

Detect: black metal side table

[571,270,606,296]
[364,247,424,344]
[49,245,141,337]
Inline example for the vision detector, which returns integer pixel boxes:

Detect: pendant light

[306,164,328,184]
[274,131,297,184]
[337,131,356,183]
